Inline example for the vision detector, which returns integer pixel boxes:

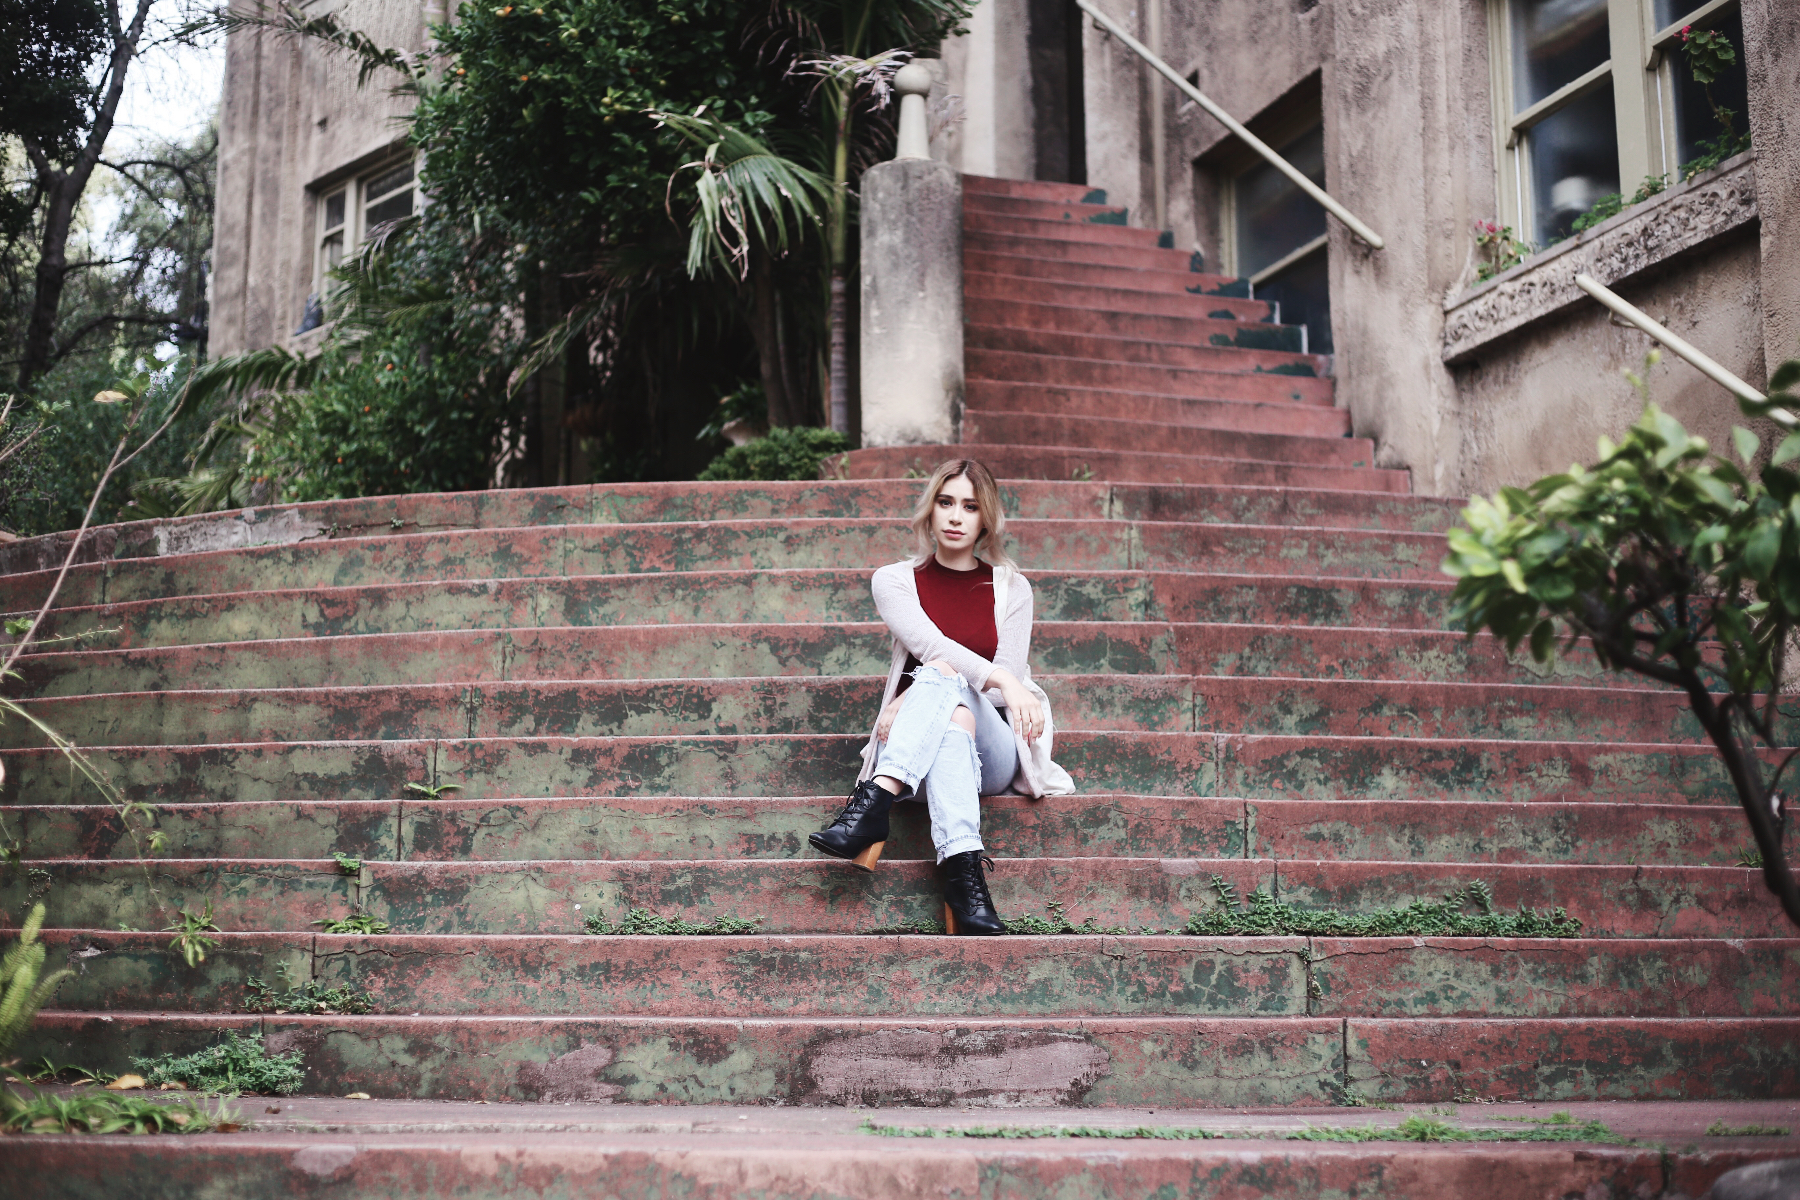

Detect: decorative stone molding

[1441,154,1759,364]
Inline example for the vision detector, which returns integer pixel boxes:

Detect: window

[1489,0,1750,250]
[1226,123,1331,354]
[299,155,416,333]
[1648,1,1750,171]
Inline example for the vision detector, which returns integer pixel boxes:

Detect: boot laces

[958,854,997,910]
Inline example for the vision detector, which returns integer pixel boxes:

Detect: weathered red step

[967,348,1332,404]
[966,323,1320,375]
[19,1010,1800,1104]
[965,269,1270,320]
[10,856,1784,938]
[37,929,1800,1019]
[842,445,1408,490]
[967,382,1349,437]
[2,794,1754,867]
[963,410,1373,466]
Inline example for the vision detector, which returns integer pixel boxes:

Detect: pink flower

[1680,24,1691,40]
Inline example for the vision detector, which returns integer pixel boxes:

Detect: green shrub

[697,426,849,481]
[134,1031,305,1095]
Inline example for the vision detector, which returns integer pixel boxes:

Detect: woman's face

[932,473,983,550]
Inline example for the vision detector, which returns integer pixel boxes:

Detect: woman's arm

[871,564,997,691]
[986,575,1044,742]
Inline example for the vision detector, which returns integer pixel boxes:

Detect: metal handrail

[1074,0,1385,250]
[1572,273,1792,428]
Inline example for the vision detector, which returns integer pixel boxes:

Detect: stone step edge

[5,567,1459,631]
[0,480,1463,579]
[2,1126,1790,1200]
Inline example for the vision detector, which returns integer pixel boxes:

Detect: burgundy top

[896,557,998,694]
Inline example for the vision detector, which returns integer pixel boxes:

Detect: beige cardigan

[856,559,1076,797]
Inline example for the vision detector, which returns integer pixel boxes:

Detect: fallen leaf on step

[216,1123,242,1133]
[265,1106,281,1114]
[344,1092,371,1100]
[106,1074,147,1091]
[159,1081,188,1090]
[168,1112,189,1127]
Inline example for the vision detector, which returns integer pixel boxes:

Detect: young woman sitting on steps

[809,458,1075,935]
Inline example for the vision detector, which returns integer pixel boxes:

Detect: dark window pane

[1510,0,1610,108]
[1234,124,1326,278]
[364,188,413,228]
[1527,84,1619,244]
[1255,246,1331,355]
[364,160,414,202]
[1668,10,1750,167]
[323,190,345,231]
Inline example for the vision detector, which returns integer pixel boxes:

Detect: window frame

[1488,0,1742,247]
[308,152,416,310]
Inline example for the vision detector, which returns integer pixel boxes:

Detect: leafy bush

[1444,351,1800,928]
[134,1031,305,1095]
[697,426,849,481]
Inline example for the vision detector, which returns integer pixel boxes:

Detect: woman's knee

[923,659,959,678]
[949,705,976,734]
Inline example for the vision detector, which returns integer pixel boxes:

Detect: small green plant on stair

[1184,877,1581,938]
[403,781,461,801]
[583,907,761,935]
[134,1031,305,1095]
[314,911,390,935]
[331,851,363,875]
[163,902,222,967]
[243,963,373,1015]
[1,903,73,1068]
[1,1086,239,1134]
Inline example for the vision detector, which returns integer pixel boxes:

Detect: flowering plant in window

[1474,221,1528,282]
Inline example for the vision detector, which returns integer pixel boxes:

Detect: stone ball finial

[894,62,933,98]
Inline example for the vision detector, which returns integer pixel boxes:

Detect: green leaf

[1528,619,1555,664]
[1734,426,1761,465]
[1773,433,1800,467]
[1500,559,1528,594]
[1744,520,1782,579]
[1771,358,1800,393]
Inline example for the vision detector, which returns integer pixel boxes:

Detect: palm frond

[192,3,427,89]
[652,110,832,280]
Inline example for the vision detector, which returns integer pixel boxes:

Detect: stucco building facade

[214,0,1799,497]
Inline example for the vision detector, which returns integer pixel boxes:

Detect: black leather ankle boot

[939,851,1007,935]
[809,779,897,871]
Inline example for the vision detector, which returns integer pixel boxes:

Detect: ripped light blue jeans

[872,666,1020,862]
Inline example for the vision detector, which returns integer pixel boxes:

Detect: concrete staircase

[1,175,1796,1193]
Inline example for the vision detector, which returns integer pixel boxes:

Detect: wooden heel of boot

[849,841,885,872]
[943,901,958,935]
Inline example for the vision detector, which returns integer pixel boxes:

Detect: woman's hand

[988,669,1044,745]
[875,692,906,743]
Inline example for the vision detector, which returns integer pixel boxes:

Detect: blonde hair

[908,458,1016,571]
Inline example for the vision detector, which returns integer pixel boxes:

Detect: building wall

[213,0,1797,499]
[942,0,1792,498]
[211,0,426,357]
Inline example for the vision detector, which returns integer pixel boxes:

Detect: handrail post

[1572,273,1791,427]
[893,62,932,161]
[1073,0,1385,251]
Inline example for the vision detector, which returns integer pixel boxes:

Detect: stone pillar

[859,158,964,447]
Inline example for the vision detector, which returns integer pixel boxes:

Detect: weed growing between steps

[1707,1122,1791,1136]
[1185,878,1581,938]
[864,1113,1629,1144]
[314,912,390,935]
[583,907,762,935]
[243,965,372,1016]
[134,1032,304,1095]
[1,1086,240,1134]
[331,852,363,876]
